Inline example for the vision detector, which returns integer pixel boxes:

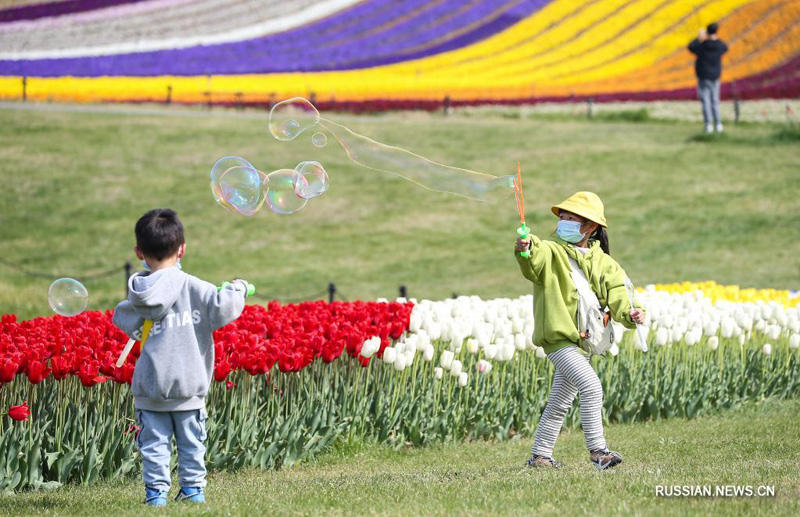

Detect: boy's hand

[516,236,532,252]
[630,309,645,325]
[698,28,707,41]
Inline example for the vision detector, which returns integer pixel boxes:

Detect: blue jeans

[135,409,208,491]
[697,78,721,126]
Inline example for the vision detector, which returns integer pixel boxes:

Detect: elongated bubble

[268,98,514,202]
[210,156,267,216]
[268,97,320,141]
[293,161,329,199]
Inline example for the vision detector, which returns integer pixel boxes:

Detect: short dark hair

[135,208,185,261]
[707,23,718,35]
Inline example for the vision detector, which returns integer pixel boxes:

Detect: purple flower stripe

[0,0,549,76]
[0,0,146,23]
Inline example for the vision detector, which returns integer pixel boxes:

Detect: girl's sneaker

[175,487,205,503]
[144,487,168,507]
[590,448,623,470]
[527,454,562,469]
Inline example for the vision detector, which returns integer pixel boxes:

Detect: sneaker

[590,448,623,470]
[526,454,562,469]
[175,487,205,503]
[144,487,168,507]
[715,123,724,133]
[704,124,713,133]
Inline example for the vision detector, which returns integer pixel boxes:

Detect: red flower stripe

[0,301,413,386]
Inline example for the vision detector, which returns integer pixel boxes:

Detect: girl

[515,191,645,470]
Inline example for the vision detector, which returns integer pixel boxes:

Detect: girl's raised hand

[630,309,645,325]
[516,236,532,252]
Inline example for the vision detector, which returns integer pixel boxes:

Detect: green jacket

[515,233,643,355]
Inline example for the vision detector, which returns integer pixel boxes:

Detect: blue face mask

[556,220,586,243]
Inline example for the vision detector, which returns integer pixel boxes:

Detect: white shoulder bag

[568,257,616,355]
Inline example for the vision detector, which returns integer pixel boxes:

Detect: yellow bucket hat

[551,191,607,228]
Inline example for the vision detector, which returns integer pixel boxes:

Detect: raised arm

[514,234,552,285]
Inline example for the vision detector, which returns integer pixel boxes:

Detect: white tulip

[428,322,442,340]
[450,360,462,377]
[382,347,397,364]
[393,353,407,371]
[535,346,547,359]
[466,338,479,354]
[423,344,435,362]
[514,334,526,350]
[721,318,735,338]
[484,344,498,360]
[405,350,415,366]
[609,343,619,356]
[477,359,493,374]
[458,372,468,387]
[655,328,669,347]
[409,314,421,333]
[708,336,719,351]
[762,343,772,356]
[789,334,800,350]
[754,319,766,333]
[440,350,454,369]
[434,367,443,380]
[767,325,781,341]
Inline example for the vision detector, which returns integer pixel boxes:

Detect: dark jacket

[688,38,728,80]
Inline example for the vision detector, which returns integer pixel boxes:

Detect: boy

[113,208,249,506]
[688,22,729,133]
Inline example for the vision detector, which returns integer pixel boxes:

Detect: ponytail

[591,227,610,255]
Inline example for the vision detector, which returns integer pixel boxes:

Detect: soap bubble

[312,132,328,147]
[268,97,514,202]
[268,97,320,141]
[293,161,329,199]
[265,169,309,215]
[48,278,88,317]
[210,156,267,216]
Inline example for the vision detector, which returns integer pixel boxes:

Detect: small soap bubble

[210,156,266,216]
[312,132,328,147]
[293,161,329,199]
[266,169,309,215]
[268,97,320,141]
[48,278,88,316]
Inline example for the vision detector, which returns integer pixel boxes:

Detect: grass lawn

[0,397,797,516]
[0,103,798,319]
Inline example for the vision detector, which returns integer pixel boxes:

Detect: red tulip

[8,401,30,422]
[0,359,18,384]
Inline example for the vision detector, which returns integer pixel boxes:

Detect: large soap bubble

[265,169,309,215]
[293,161,329,199]
[210,156,267,216]
[48,278,88,316]
[268,97,320,141]
[268,97,514,202]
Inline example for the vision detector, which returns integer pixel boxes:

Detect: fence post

[399,285,407,299]
[166,85,172,105]
[235,92,244,110]
[586,98,594,119]
[734,100,741,124]
[328,282,336,303]
[443,95,451,116]
[21,76,26,102]
[124,261,132,297]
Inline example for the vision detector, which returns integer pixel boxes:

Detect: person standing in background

[689,23,728,133]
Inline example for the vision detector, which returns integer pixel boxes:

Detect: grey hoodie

[113,267,246,411]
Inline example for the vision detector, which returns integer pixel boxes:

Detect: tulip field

[1,280,798,491]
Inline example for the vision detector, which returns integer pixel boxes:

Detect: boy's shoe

[526,454,562,469]
[144,487,168,507]
[704,124,713,133]
[175,487,205,503]
[590,448,623,470]
[715,123,724,133]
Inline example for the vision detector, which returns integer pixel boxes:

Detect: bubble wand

[624,278,649,352]
[115,281,255,367]
[514,163,531,258]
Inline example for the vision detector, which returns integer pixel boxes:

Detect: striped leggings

[532,345,606,457]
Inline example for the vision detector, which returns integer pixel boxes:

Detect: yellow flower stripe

[0,0,797,104]
[652,281,800,308]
